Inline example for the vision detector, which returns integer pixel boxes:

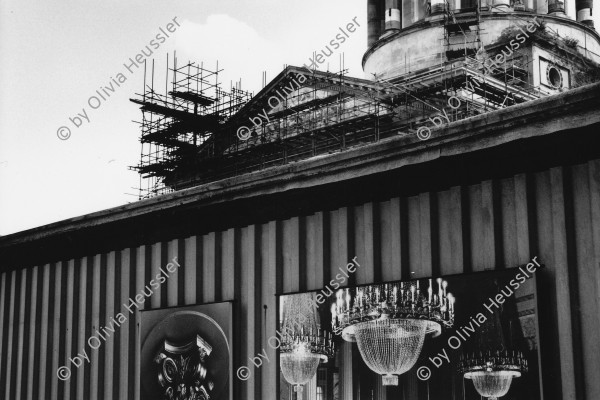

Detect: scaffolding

[131,56,545,198]
[443,0,483,60]
[130,55,252,199]
[180,68,398,186]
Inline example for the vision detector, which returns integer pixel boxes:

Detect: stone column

[576,0,594,26]
[385,0,402,31]
[368,0,384,46]
[548,0,566,14]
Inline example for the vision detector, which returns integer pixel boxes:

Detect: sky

[0,0,366,235]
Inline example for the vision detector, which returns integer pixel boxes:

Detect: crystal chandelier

[459,350,528,400]
[280,294,336,395]
[331,278,455,385]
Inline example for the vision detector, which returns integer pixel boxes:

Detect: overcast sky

[0,0,366,235]
[1,1,598,235]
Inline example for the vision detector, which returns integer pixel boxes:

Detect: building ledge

[1,82,599,268]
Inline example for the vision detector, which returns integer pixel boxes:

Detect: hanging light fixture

[280,327,335,395]
[459,350,527,400]
[331,278,455,385]
[280,294,336,395]
[459,277,529,400]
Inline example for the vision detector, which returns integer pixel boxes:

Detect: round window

[547,66,563,89]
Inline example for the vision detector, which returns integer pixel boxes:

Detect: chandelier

[280,294,336,395]
[331,279,455,385]
[459,350,528,400]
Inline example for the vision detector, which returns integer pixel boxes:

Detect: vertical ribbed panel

[133,247,144,400]
[25,266,37,400]
[166,240,178,307]
[306,213,325,291]
[76,257,88,400]
[118,249,130,400]
[63,260,74,400]
[183,237,197,305]
[438,186,465,275]
[14,269,26,400]
[90,255,100,400]
[572,162,600,400]
[283,217,300,294]
[0,273,6,396]
[6,269,16,400]
[203,233,217,303]
[1,159,599,400]
[262,220,281,399]
[103,253,114,400]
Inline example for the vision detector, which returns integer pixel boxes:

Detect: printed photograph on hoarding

[140,302,233,400]
[277,261,542,400]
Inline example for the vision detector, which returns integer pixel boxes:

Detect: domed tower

[364,0,600,94]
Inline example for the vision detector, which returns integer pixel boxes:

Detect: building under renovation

[1,0,600,399]
[128,0,600,199]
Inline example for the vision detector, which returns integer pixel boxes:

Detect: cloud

[174,15,274,93]
[172,13,367,94]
